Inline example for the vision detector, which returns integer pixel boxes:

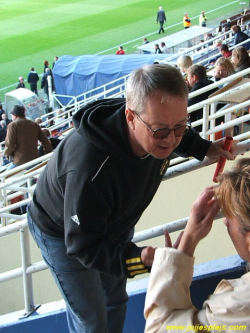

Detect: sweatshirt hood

[73,98,143,163]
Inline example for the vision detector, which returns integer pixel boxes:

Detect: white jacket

[144,248,250,333]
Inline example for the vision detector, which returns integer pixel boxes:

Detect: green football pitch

[0,0,241,100]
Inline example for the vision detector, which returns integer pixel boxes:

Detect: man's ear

[193,74,199,82]
[125,109,136,130]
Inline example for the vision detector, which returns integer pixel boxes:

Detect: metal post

[20,228,40,317]
[47,75,53,109]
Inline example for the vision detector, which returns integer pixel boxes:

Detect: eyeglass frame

[131,109,190,139]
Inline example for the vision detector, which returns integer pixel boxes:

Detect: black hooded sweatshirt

[29,98,211,278]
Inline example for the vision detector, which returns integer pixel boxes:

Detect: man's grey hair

[126,64,188,113]
[0,120,6,127]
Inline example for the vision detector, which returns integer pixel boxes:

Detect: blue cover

[53,54,170,105]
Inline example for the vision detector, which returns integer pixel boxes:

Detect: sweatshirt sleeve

[144,248,207,333]
[63,171,150,278]
[4,123,16,157]
[175,128,212,161]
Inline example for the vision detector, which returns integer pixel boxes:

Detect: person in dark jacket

[27,64,235,333]
[27,67,39,95]
[187,64,218,132]
[231,25,249,47]
[156,6,166,34]
[0,120,7,142]
[41,68,54,100]
[16,76,25,89]
[154,43,162,54]
[38,128,61,156]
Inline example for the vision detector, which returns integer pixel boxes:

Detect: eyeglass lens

[153,126,188,139]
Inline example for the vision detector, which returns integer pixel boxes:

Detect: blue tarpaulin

[52,54,170,105]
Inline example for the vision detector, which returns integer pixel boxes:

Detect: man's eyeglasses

[132,111,190,140]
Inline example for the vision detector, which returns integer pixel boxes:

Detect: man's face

[126,93,188,159]
[187,72,196,87]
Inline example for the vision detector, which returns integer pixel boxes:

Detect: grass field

[0,0,241,101]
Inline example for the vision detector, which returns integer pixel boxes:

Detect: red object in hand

[213,136,233,183]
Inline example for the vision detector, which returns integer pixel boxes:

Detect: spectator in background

[226,18,231,30]
[177,55,193,77]
[156,6,166,34]
[52,56,59,69]
[2,113,11,127]
[231,46,250,75]
[154,44,162,54]
[183,13,191,29]
[143,37,149,44]
[39,128,61,156]
[44,60,50,73]
[187,64,217,132]
[16,77,25,89]
[27,67,39,95]
[199,11,207,27]
[0,103,6,120]
[0,120,7,143]
[116,46,125,55]
[41,68,54,100]
[220,44,232,58]
[160,42,169,54]
[214,57,235,82]
[231,25,248,46]
[4,105,52,170]
[35,117,43,126]
[213,57,235,126]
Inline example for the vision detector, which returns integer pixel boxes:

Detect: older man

[156,6,166,34]
[27,64,235,333]
[4,105,52,169]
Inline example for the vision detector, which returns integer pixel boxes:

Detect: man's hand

[164,230,184,248]
[206,138,238,160]
[141,246,155,268]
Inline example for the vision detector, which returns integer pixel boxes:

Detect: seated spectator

[35,117,43,126]
[187,64,217,132]
[0,120,7,143]
[160,42,169,54]
[214,57,235,84]
[225,18,231,30]
[115,46,125,55]
[220,44,232,58]
[16,76,25,89]
[54,109,64,125]
[0,103,6,120]
[144,158,250,332]
[176,55,193,80]
[204,33,213,46]
[213,57,235,126]
[231,25,249,47]
[231,46,250,76]
[142,38,151,54]
[1,113,11,126]
[154,44,162,54]
[39,128,61,156]
[142,37,149,44]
